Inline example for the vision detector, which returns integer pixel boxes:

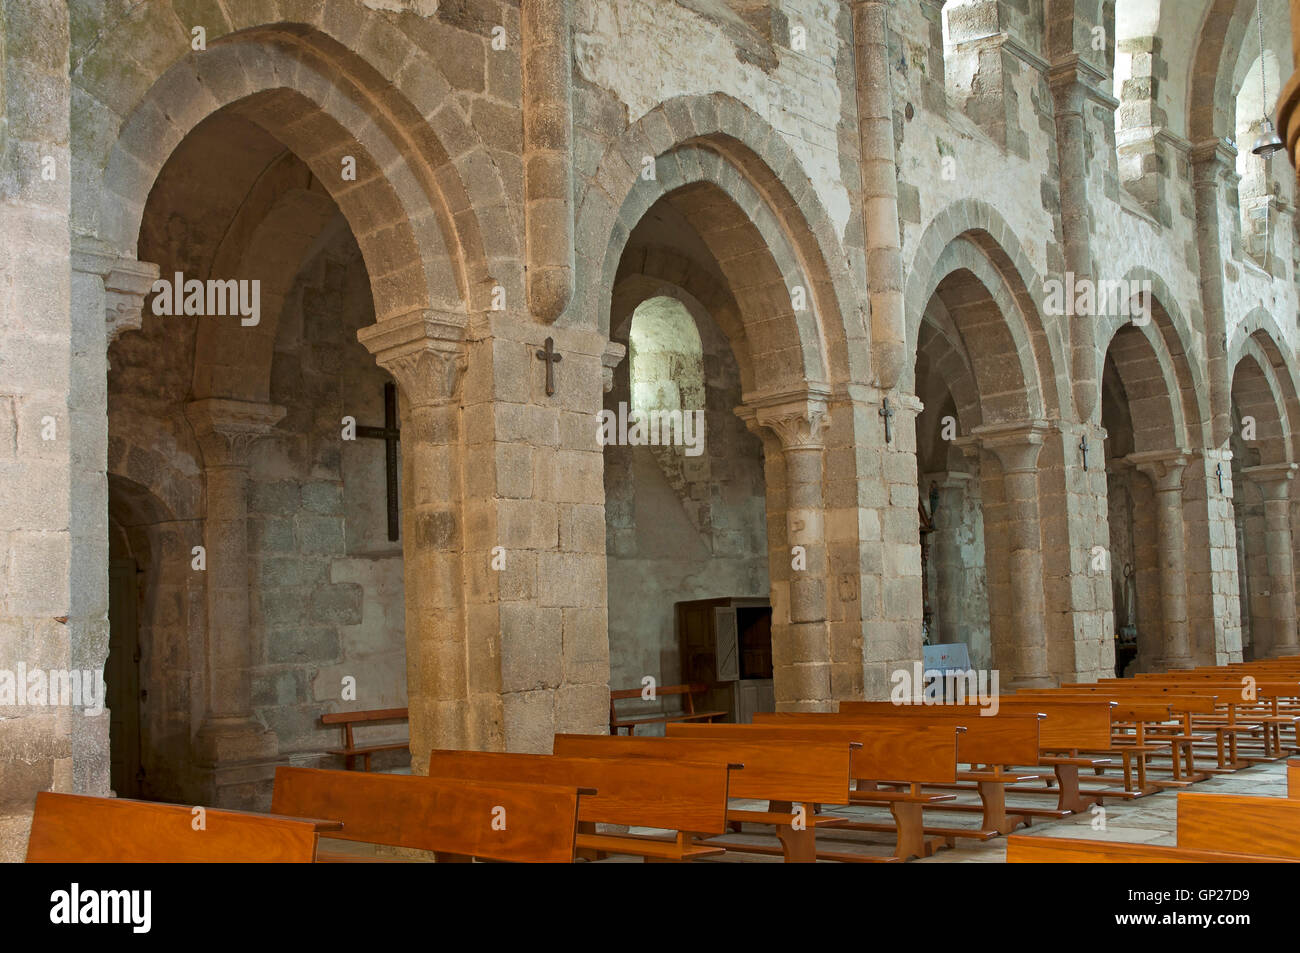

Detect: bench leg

[775,826,818,863]
[1052,764,1098,815]
[976,780,1024,835]
[889,801,926,861]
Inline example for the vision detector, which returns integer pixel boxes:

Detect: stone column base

[1005,674,1057,691]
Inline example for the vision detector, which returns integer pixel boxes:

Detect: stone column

[358,311,470,766]
[1130,450,1194,668]
[1242,463,1300,656]
[184,397,285,784]
[923,470,976,649]
[975,421,1052,688]
[1190,141,1237,447]
[744,388,833,711]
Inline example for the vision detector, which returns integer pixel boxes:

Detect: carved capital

[1129,449,1191,492]
[970,419,1051,473]
[601,340,627,394]
[1242,462,1297,501]
[739,384,833,452]
[185,398,286,468]
[357,309,468,407]
[72,248,161,344]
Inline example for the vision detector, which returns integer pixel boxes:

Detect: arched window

[628,296,706,441]
[1235,49,1292,268]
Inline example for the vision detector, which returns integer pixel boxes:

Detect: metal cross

[535,336,563,397]
[356,381,401,542]
[880,397,894,443]
[1216,462,1225,494]
[1079,434,1089,471]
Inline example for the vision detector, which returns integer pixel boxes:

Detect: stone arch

[1188,0,1258,143]
[905,200,1067,420]
[575,92,860,389]
[1228,314,1300,466]
[106,426,203,525]
[74,4,514,317]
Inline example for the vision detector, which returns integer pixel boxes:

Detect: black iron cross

[356,381,400,541]
[1216,462,1225,494]
[880,397,894,443]
[536,337,562,397]
[1079,434,1090,471]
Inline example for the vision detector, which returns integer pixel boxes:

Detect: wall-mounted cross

[1079,434,1089,471]
[1215,462,1225,494]
[880,397,894,443]
[536,336,562,397]
[356,381,401,542]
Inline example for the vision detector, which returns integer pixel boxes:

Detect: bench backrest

[609,683,708,702]
[754,711,1041,766]
[553,733,852,804]
[271,766,581,863]
[1177,792,1300,858]
[841,698,1113,750]
[1054,687,1219,713]
[319,707,409,726]
[426,750,732,834]
[26,791,334,863]
[1006,834,1298,864]
[667,721,958,785]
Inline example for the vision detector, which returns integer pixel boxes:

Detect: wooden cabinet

[676,597,773,723]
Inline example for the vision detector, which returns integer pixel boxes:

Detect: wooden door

[107,557,143,797]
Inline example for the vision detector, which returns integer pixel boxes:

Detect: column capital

[601,340,627,394]
[1242,462,1298,499]
[185,398,285,468]
[968,419,1051,472]
[357,309,468,407]
[736,384,833,451]
[71,246,161,344]
[1128,449,1190,490]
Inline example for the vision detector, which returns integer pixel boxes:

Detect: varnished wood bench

[669,720,959,861]
[320,707,409,772]
[1008,790,1300,863]
[426,749,735,862]
[1291,758,1299,796]
[848,699,1115,816]
[271,766,584,863]
[757,710,1042,842]
[26,791,340,863]
[554,733,858,863]
[609,683,726,735]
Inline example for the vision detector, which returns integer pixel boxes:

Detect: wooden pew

[320,707,409,772]
[426,749,734,862]
[1006,836,1297,863]
[270,766,584,863]
[754,710,1042,840]
[668,721,959,861]
[553,733,853,862]
[842,698,1114,816]
[1290,758,1299,797]
[608,683,725,735]
[26,791,340,863]
[1008,791,1300,862]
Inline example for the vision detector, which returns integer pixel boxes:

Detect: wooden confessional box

[676,597,774,723]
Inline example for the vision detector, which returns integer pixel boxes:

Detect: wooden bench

[860,698,1115,816]
[1009,790,1300,863]
[669,720,959,861]
[26,791,340,863]
[609,683,726,735]
[553,733,856,863]
[426,749,735,862]
[757,710,1042,841]
[320,707,409,772]
[271,766,585,863]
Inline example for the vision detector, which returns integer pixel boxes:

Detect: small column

[975,421,1052,688]
[1242,463,1300,656]
[185,397,286,768]
[923,470,977,648]
[1130,450,1194,668]
[743,387,833,711]
[359,311,470,764]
